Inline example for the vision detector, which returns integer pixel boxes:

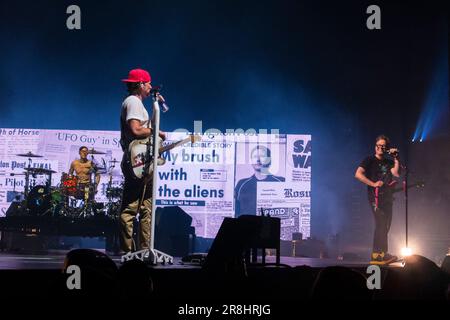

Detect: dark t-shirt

[234,174,285,217]
[359,156,395,203]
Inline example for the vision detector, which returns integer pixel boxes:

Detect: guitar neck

[392,183,424,193]
[159,137,192,154]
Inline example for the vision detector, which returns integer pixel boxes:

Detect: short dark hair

[79,146,88,152]
[375,135,390,146]
[126,82,142,95]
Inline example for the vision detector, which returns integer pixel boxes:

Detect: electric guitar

[128,134,201,180]
[373,180,425,208]
[375,180,425,194]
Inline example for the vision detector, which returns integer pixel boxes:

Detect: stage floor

[0,251,403,270]
[0,250,417,302]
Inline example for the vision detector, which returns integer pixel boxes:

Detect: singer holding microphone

[118,68,167,254]
[355,135,401,264]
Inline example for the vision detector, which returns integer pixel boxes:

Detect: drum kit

[12,149,123,219]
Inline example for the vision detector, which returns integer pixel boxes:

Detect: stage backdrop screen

[0,128,311,240]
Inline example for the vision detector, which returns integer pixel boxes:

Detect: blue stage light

[413,49,448,141]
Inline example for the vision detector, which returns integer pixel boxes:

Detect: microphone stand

[121,91,173,265]
[392,148,410,259]
[402,160,409,254]
[386,148,409,259]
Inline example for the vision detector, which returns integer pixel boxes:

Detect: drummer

[68,146,100,193]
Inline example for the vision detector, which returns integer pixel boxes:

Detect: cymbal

[88,148,106,155]
[24,167,57,174]
[109,159,120,164]
[16,151,43,158]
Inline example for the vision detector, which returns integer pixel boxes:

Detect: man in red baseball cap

[122,68,152,84]
[118,68,166,254]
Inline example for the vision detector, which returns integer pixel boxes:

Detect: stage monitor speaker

[203,215,280,272]
[154,206,195,257]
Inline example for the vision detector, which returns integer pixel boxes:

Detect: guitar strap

[374,187,379,210]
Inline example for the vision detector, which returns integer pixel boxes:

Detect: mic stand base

[121,248,174,265]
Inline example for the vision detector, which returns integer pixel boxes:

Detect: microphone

[159,100,170,113]
[384,148,400,156]
[150,85,170,113]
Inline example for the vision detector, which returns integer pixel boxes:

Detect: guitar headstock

[414,181,425,188]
